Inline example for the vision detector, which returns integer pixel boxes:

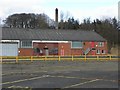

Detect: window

[96,49,100,54]
[98,42,104,47]
[92,48,96,50]
[101,50,105,54]
[71,41,83,48]
[83,42,85,45]
[22,41,32,48]
[49,48,58,55]
[34,48,40,53]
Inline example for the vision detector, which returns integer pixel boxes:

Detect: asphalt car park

[1,60,119,89]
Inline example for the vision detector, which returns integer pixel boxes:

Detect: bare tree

[60,11,64,22]
[60,11,64,29]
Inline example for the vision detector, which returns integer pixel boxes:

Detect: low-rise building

[0,28,107,56]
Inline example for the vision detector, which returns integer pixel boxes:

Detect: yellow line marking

[64,79,100,88]
[1,75,50,85]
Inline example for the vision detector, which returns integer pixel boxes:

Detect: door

[0,43,18,56]
[45,49,49,56]
[61,49,64,56]
[91,42,95,48]
[91,42,95,55]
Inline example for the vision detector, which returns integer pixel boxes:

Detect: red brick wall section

[18,48,33,56]
[33,43,58,49]
[58,43,71,55]
[19,41,108,56]
[58,43,83,56]
[82,41,108,55]
[33,43,58,55]
[71,49,83,55]
[95,41,108,55]
[57,41,108,56]
[83,42,91,55]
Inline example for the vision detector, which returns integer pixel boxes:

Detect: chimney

[55,8,58,30]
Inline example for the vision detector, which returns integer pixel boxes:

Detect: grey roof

[1,28,106,41]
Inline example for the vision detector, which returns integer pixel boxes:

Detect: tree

[79,17,119,52]
[80,18,92,30]
[112,17,118,29]
[60,11,64,29]
[3,13,50,29]
[59,15,79,30]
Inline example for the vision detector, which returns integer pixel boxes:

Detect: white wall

[0,43,18,56]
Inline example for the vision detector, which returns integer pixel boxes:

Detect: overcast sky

[0,0,119,23]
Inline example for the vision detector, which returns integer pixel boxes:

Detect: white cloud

[0,0,119,24]
[71,4,118,22]
[94,5,117,19]
[118,1,120,20]
[0,0,45,19]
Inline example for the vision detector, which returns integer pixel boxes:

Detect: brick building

[0,28,107,56]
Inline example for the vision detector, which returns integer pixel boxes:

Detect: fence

[0,55,119,63]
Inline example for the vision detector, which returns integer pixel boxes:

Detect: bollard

[97,55,99,60]
[58,55,60,61]
[84,54,86,62]
[109,55,112,60]
[0,56,2,63]
[31,56,33,62]
[45,56,47,61]
[72,55,74,61]
[16,56,18,63]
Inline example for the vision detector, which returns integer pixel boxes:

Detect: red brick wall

[18,48,33,56]
[18,41,108,56]
[33,43,58,49]
[82,42,91,55]
[58,43,71,55]
[71,49,83,55]
[82,41,108,55]
[95,41,108,55]
[33,42,58,55]
[58,43,83,56]
[58,41,108,56]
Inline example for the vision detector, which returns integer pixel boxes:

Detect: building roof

[1,28,106,41]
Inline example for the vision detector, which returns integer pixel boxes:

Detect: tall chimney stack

[55,8,58,30]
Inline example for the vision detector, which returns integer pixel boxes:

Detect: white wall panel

[0,43,18,56]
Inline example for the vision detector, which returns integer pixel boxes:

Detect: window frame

[21,40,32,48]
[98,42,104,47]
[96,49,100,54]
[71,41,83,48]
[101,50,105,54]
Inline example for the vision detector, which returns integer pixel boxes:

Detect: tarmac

[1,60,119,89]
